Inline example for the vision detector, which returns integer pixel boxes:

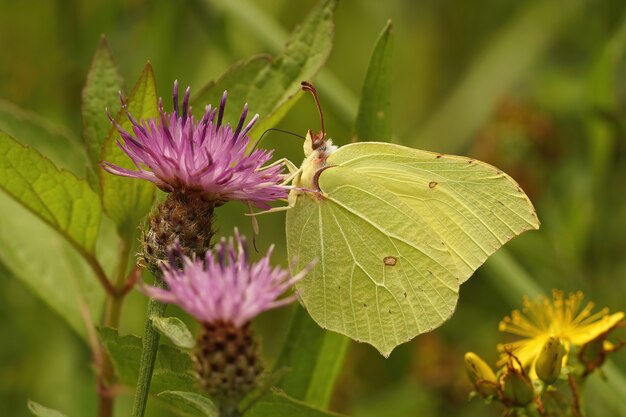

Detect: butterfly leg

[247,188,299,216]
[259,158,298,173]
[259,158,301,186]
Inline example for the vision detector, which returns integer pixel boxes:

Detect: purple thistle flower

[142,230,313,327]
[103,81,288,208]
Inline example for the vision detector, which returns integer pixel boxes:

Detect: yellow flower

[497,290,624,372]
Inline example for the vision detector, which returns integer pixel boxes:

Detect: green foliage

[416,1,581,152]
[244,390,346,417]
[98,327,197,394]
[274,306,348,408]
[0,100,85,174]
[0,131,102,254]
[99,63,157,236]
[151,316,196,350]
[81,35,125,189]
[156,391,218,417]
[27,401,69,417]
[353,21,393,142]
[0,193,104,340]
[192,0,337,140]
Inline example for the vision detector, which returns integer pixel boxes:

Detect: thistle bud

[464,352,499,397]
[535,336,564,385]
[502,367,535,406]
[193,321,263,407]
[142,189,214,275]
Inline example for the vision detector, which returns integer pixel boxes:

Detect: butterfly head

[303,129,326,157]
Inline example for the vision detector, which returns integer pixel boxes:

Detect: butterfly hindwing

[286,165,460,356]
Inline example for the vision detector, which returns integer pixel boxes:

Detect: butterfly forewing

[327,142,540,282]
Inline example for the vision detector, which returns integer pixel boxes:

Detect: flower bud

[193,321,263,407]
[535,336,564,385]
[142,189,215,275]
[502,367,534,406]
[464,352,499,397]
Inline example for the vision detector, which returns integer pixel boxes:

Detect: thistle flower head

[497,290,624,371]
[142,229,313,327]
[103,81,288,208]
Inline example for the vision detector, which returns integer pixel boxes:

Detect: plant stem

[569,374,583,417]
[131,272,167,417]
[97,238,133,417]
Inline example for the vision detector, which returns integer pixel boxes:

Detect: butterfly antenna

[301,81,325,140]
[250,128,305,153]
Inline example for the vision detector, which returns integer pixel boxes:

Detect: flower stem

[568,374,583,417]
[97,237,133,417]
[131,272,167,417]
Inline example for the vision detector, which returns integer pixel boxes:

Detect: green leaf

[157,391,218,417]
[205,0,358,127]
[245,390,345,417]
[0,193,104,341]
[192,55,271,122]
[0,131,101,254]
[193,0,337,140]
[0,99,85,175]
[152,316,196,349]
[353,20,393,142]
[274,306,348,408]
[98,327,197,393]
[27,401,68,417]
[82,35,125,189]
[99,63,157,235]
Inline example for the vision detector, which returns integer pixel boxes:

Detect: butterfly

[270,82,539,356]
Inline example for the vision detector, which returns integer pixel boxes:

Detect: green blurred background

[1,0,626,416]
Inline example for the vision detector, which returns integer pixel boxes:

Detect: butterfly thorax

[293,130,337,192]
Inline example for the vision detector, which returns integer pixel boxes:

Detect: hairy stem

[131,272,166,417]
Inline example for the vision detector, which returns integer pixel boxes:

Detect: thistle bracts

[194,321,263,407]
[142,189,214,275]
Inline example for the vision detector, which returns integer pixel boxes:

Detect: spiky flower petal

[142,229,313,327]
[497,290,624,371]
[103,81,288,208]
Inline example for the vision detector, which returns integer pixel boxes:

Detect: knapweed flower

[497,290,624,372]
[142,230,313,407]
[103,81,288,209]
[142,229,312,327]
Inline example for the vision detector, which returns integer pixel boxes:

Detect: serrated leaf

[157,391,218,417]
[0,99,85,175]
[99,63,157,234]
[192,0,337,140]
[353,20,393,142]
[27,401,68,417]
[0,193,105,341]
[245,390,346,417]
[98,327,197,393]
[152,316,196,349]
[192,55,271,122]
[274,306,348,408]
[82,35,125,189]
[0,131,101,254]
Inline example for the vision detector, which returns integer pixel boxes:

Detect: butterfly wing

[327,142,540,282]
[286,165,459,357]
